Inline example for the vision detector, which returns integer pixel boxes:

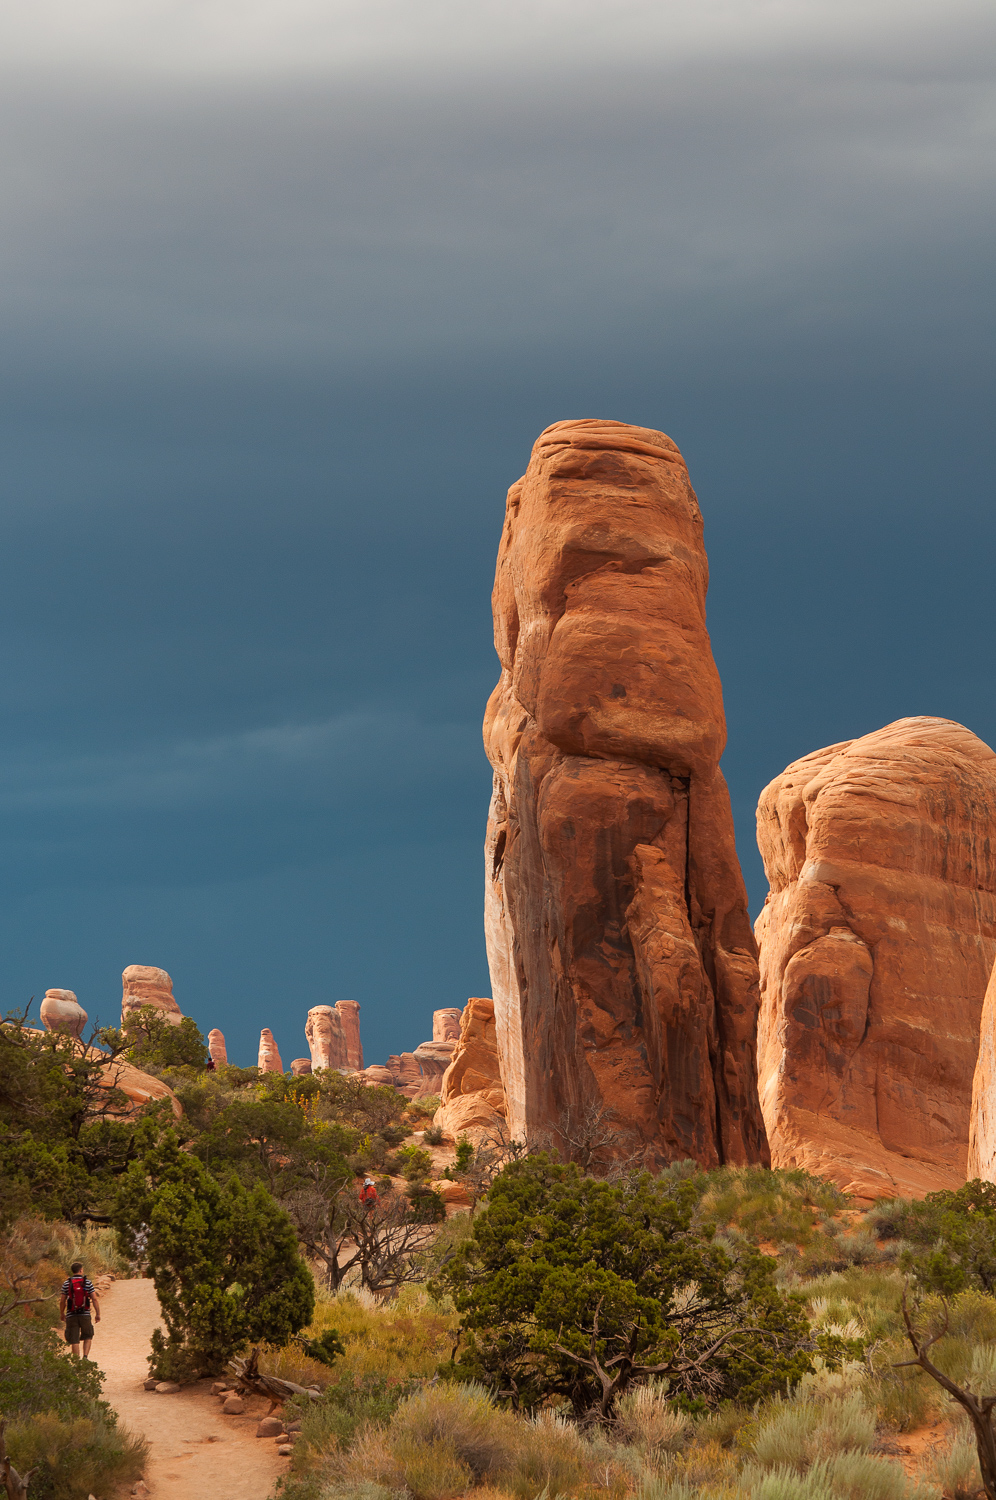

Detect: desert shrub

[123,1005,208,1072]
[929,1431,982,1499]
[423,1125,444,1147]
[386,1435,471,1499]
[887,1180,996,1295]
[0,1322,109,1419]
[453,1137,474,1172]
[407,1183,446,1223]
[396,1146,433,1183]
[503,1408,620,1499]
[379,1382,516,1480]
[869,1358,938,1432]
[303,1286,457,1384]
[439,1155,835,1417]
[693,1167,847,1250]
[4,1412,147,1500]
[114,1128,314,1378]
[750,1392,875,1472]
[292,1372,416,1468]
[613,1380,690,1456]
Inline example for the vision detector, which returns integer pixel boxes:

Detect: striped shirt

[61,1276,95,1311]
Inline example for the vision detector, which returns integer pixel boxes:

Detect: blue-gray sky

[0,0,993,1064]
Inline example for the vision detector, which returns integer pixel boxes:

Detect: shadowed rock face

[484,418,767,1169]
[121,965,182,1028]
[757,717,996,1200]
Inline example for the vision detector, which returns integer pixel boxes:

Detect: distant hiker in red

[59,1260,101,1358]
[359,1177,378,1212]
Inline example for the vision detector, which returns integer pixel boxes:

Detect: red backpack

[69,1276,88,1314]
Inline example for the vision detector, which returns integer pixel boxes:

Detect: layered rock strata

[306,1006,347,1070]
[336,1000,363,1070]
[484,418,767,1168]
[258,1028,283,1074]
[121,965,182,1028]
[40,989,88,1038]
[969,957,996,1182]
[435,998,507,1141]
[207,1029,228,1067]
[291,1058,313,1077]
[757,717,996,1199]
[433,1009,463,1044]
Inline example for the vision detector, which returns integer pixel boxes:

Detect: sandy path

[94,1278,287,1500]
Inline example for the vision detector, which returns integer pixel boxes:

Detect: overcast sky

[0,0,993,1065]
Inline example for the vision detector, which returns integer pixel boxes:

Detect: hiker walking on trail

[59,1260,100,1358]
[359,1176,378,1212]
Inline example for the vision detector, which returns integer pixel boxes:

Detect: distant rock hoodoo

[756,717,996,1199]
[483,418,768,1169]
[40,989,88,1039]
[258,1028,283,1074]
[121,965,183,1029]
[207,1028,228,1067]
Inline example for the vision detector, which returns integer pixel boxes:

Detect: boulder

[432,1178,471,1205]
[757,717,996,1200]
[258,1028,284,1074]
[335,999,364,1070]
[484,419,767,1168]
[155,1381,181,1393]
[207,1028,228,1066]
[435,998,507,1142]
[256,1417,284,1438]
[144,1378,158,1390]
[291,1057,312,1076]
[39,989,88,1038]
[361,1065,395,1087]
[121,965,183,1028]
[433,1008,463,1044]
[306,1005,347,1070]
[101,1057,183,1119]
[222,1395,245,1415]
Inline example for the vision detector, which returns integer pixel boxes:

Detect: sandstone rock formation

[258,1028,283,1074]
[39,989,88,1038]
[103,1058,183,1119]
[435,997,507,1141]
[306,1006,347,1070]
[433,1009,463,1044]
[207,1029,228,1067]
[361,1065,395,1087]
[969,955,996,1182]
[411,1040,456,1097]
[484,418,767,1168]
[121,965,182,1028]
[291,1057,313,1077]
[757,717,996,1200]
[336,1000,363,1070]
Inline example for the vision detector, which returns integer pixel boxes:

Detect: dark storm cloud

[0,0,992,1062]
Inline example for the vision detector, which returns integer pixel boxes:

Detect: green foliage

[423,1125,444,1147]
[123,1006,208,1072]
[0,1321,109,1419]
[113,1129,314,1377]
[407,1183,446,1224]
[298,1328,347,1368]
[396,1145,433,1182]
[3,1413,147,1500]
[0,1010,143,1224]
[888,1180,996,1294]
[453,1137,474,1172]
[437,1155,834,1417]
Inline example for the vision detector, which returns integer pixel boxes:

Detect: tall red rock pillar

[484,418,768,1169]
[757,718,996,1199]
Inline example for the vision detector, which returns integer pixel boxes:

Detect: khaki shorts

[65,1313,94,1344]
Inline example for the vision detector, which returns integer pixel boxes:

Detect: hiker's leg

[70,1342,81,1357]
[82,1338,93,1356]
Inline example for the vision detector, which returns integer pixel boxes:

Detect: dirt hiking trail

[95,1278,286,1500]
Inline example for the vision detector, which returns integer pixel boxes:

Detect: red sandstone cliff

[484,418,767,1169]
[757,717,996,1199]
